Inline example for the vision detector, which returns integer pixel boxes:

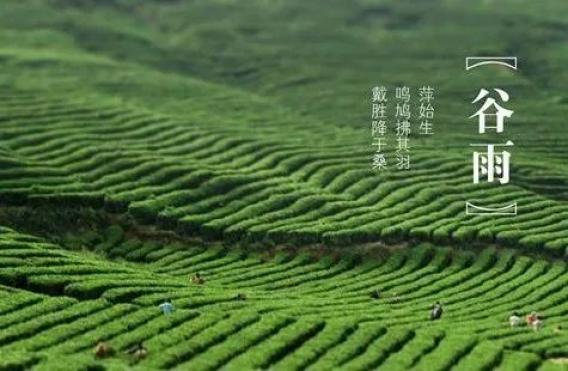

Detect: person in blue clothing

[159,299,175,315]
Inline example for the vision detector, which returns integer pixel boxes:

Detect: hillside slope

[0,1,568,254]
[0,227,567,370]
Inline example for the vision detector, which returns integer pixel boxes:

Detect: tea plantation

[0,0,567,369]
[0,226,567,370]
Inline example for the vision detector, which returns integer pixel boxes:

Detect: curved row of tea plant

[0,92,567,257]
[0,227,566,370]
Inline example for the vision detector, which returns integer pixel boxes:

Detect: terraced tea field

[0,226,567,370]
[0,0,567,369]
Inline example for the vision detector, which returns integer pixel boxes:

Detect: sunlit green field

[0,0,567,369]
